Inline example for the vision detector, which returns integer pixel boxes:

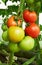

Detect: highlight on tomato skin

[19,36,35,51]
[25,23,40,38]
[8,26,25,43]
[23,9,37,23]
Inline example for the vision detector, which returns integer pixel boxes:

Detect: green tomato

[19,36,35,51]
[2,31,8,41]
[1,24,8,31]
[8,42,20,53]
[8,26,25,42]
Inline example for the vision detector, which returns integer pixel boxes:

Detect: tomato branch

[17,0,25,18]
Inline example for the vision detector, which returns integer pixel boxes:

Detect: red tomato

[23,10,37,23]
[23,10,30,23]
[25,23,40,38]
[7,16,17,27]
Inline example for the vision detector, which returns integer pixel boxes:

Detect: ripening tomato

[25,23,40,38]
[7,16,17,27]
[23,10,37,23]
[7,16,22,27]
[8,26,25,42]
[19,36,35,51]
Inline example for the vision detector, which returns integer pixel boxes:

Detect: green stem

[8,52,14,65]
[18,0,25,18]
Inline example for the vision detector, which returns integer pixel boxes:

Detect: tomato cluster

[23,9,40,38]
[2,11,40,52]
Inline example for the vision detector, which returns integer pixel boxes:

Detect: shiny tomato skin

[25,23,40,38]
[23,10,37,23]
[28,12,37,23]
[23,10,30,23]
[8,26,25,42]
[7,16,17,28]
[19,36,35,51]
[8,42,20,53]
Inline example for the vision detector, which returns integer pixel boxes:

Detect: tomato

[1,24,8,31]
[2,31,8,41]
[23,10,37,23]
[19,36,35,51]
[7,16,22,27]
[7,16,17,28]
[25,23,40,38]
[8,26,25,42]
[8,42,20,52]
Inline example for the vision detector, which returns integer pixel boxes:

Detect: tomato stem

[17,0,25,18]
[8,52,14,65]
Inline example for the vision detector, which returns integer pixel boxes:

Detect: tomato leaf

[0,5,19,17]
[22,56,36,65]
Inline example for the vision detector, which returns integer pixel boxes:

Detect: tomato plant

[25,23,40,38]
[0,0,42,65]
[23,9,37,23]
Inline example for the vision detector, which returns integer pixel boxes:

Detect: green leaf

[22,56,36,65]
[0,5,19,16]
